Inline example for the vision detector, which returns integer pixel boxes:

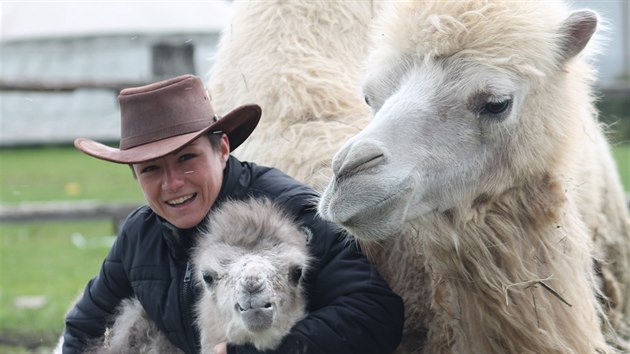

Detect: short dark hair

[207,131,223,150]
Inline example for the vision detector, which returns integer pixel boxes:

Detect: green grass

[0,146,144,204]
[0,144,628,351]
[0,146,143,350]
[0,222,113,350]
[612,144,630,193]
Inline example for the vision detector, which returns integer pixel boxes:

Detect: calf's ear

[557,10,597,62]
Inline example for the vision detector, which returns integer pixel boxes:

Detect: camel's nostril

[335,142,386,179]
[338,153,384,179]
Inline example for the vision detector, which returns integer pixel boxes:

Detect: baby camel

[78,198,311,353]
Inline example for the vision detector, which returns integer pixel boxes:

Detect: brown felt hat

[74,74,261,164]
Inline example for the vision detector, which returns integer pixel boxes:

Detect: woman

[62,74,404,354]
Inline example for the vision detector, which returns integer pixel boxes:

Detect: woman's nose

[161,167,185,191]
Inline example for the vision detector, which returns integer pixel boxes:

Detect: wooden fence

[0,196,628,235]
[0,201,140,233]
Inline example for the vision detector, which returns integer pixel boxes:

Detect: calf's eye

[289,266,303,285]
[202,271,215,287]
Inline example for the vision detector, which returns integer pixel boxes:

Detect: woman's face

[133,134,229,229]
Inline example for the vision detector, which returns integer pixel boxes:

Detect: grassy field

[614,144,630,191]
[0,145,629,351]
[0,221,114,352]
[1,146,144,352]
[1,147,144,203]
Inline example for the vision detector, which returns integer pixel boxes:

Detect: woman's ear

[220,134,230,162]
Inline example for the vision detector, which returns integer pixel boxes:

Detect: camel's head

[318,0,598,241]
[192,198,310,350]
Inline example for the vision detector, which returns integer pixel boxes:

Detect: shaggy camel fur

[319,1,630,353]
[208,0,629,353]
[208,0,374,191]
[71,198,311,353]
[207,1,430,352]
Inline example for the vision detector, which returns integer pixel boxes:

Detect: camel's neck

[416,174,611,353]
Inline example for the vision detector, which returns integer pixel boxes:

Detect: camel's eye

[480,98,512,117]
[202,271,215,287]
[364,95,371,107]
[289,266,303,285]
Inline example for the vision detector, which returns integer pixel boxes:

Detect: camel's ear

[557,10,597,62]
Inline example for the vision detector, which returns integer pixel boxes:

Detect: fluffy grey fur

[71,197,311,353]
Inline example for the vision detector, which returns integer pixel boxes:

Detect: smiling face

[133,134,230,229]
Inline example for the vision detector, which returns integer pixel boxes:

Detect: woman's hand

[213,341,227,354]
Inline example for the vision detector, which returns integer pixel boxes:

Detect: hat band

[120,119,211,150]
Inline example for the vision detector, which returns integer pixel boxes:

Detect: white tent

[1,1,233,42]
[0,1,233,146]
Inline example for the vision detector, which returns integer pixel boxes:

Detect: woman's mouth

[166,193,197,207]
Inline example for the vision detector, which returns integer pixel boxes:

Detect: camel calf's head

[193,198,311,350]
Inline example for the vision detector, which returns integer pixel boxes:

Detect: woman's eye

[140,165,158,174]
[179,153,196,162]
[481,99,512,115]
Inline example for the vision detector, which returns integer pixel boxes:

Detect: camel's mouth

[237,302,273,312]
[335,183,412,242]
[240,306,274,332]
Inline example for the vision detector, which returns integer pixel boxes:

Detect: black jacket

[63,157,404,354]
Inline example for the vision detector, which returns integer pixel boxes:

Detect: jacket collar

[160,217,200,260]
[214,155,251,207]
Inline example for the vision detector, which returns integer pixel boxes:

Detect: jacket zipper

[183,260,192,287]
[181,260,200,353]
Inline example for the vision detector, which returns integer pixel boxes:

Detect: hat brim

[74,104,261,164]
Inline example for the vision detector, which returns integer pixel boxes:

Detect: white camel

[207,0,375,191]
[208,0,629,353]
[207,2,431,352]
[318,1,629,353]
[59,198,311,354]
